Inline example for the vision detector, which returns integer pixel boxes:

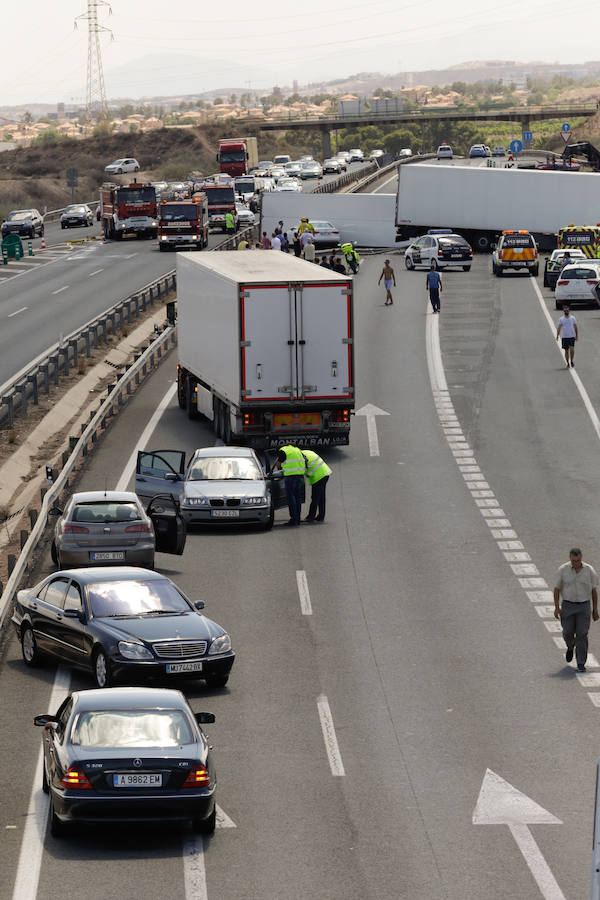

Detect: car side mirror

[194,600,205,611]
[48,506,62,517]
[33,715,58,727]
[63,609,85,621]
[195,712,215,725]
[164,473,178,482]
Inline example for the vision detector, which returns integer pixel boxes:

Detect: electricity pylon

[75,0,113,119]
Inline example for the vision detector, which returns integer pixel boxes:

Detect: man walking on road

[378,259,396,305]
[302,450,331,522]
[426,262,442,313]
[554,547,599,672]
[556,306,578,368]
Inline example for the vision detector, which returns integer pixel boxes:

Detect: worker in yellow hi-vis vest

[302,449,332,522]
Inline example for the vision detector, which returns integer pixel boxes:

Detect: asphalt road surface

[3,249,600,898]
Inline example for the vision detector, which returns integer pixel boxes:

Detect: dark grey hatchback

[12,567,234,689]
[34,687,217,836]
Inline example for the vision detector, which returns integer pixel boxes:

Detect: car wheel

[42,759,49,794]
[93,648,112,689]
[462,266,471,272]
[21,625,42,667]
[193,806,216,834]
[204,674,229,689]
[264,506,275,531]
[531,265,539,277]
[405,255,414,270]
[50,798,66,838]
[134,166,139,172]
[430,258,439,270]
[61,224,65,230]
[50,541,58,565]
[555,300,562,309]
[543,276,548,287]
[40,225,44,237]
[496,268,503,277]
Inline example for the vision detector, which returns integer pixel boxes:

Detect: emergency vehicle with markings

[557,225,600,258]
[100,182,158,240]
[492,230,539,277]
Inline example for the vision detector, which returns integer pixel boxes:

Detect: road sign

[560,131,572,145]
[522,130,533,143]
[509,139,523,154]
[561,122,571,133]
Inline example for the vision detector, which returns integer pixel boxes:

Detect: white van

[273,154,292,166]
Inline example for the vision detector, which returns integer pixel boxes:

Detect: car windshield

[65,206,86,213]
[188,456,262,481]
[8,212,31,221]
[205,187,235,203]
[89,578,190,617]
[72,501,141,524]
[311,222,334,230]
[71,709,195,748]
[220,150,245,162]
[160,204,198,222]
[235,179,255,192]
[116,187,155,204]
[439,237,469,248]
[562,267,599,279]
[502,235,534,248]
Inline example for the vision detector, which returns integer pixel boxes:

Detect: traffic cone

[40,235,46,249]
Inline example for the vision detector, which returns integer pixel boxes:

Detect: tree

[229,93,237,105]
[22,111,33,124]
[239,93,251,108]
[213,97,223,106]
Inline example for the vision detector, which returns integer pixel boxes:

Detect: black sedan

[35,686,217,836]
[12,567,234,689]
[61,204,94,228]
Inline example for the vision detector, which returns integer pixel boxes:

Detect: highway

[0,163,369,386]
[4,237,600,897]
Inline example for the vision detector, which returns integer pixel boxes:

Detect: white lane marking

[51,285,69,295]
[88,268,104,277]
[354,403,390,457]
[115,383,178,491]
[531,278,600,441]
[296,570,313,615]
[373,173,398,192]
[7,307,28,318]
[12,666,71,900]
[425,303,600,704]
[317,695,345,776]
[183,837,208,900]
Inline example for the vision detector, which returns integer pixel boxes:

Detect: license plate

[166,661,203,673]
[450,254,462,258]
[91,551,125,561]
[211,509,239,518]
[274,412,322,427]
[113,773,162,787]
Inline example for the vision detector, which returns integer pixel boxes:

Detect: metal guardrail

[0,325,177,626]
[311,162,378,195]
[0,270,176,429]
[348,153,436,193]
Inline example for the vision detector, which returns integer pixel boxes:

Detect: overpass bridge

[252,104,597,158]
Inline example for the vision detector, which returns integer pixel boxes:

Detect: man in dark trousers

[271,445,306,526]
[426,262,442,313]
[302,450,332,522]
[554,547,599,672]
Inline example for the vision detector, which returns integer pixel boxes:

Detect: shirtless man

[378,259,396,305]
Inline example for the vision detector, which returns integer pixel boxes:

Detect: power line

[74,0,113,118]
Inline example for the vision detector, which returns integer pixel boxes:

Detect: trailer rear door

[242,285,294,400]
[298,282,353,399]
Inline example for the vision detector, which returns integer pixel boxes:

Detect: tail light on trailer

[242,411,264,430]
[332,409,350,424]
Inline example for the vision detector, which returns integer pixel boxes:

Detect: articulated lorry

[158,195,209,251]
[395,164,600,252]
[100,182,158,240]
[176,253,354,449]
[200,184,238,232]
[217,137,259,177]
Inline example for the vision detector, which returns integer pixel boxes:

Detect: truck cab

[158,195,209,251]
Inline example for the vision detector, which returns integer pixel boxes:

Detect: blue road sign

[561,122,571,133]
[509,139,523,154]
[522,131,533,143]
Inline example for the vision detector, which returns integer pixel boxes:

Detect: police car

[404,229,473,271]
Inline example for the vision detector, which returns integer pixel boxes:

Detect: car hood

[93,612,225,642]
[184,481,267,500]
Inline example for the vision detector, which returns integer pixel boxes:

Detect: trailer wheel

[222,405,231,445]
[187,378,200,420]
[177,372,187,410]
[476,235,491,252]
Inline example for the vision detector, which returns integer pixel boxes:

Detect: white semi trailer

[395,163,600,251]
[176,253,355,449]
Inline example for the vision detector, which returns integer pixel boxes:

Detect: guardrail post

[7,555,16,576]
[131,295,139,317]
[60,347,70,375]
[27,374,38,405]
[20,530,28,550]
[69,436,77,450]
[50,354,59,385]
[28,509,38,528]
[100,319,107,343]
[1,395,14,427]
[149,286,154,305]
[39,364,50,394]
[15,383,27,415]
[84,330,91,357]
[69,339,78,367]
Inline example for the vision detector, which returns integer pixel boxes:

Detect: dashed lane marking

[426,305,600,704]
[317,695,346,776]
[296,570,313,615]
[7,307,27,318]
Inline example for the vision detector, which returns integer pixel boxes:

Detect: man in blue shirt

[426,263,442,313]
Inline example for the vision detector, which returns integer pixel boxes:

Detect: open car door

[146,493,187,556]
[135,450,186,505]
[262,450,305,509]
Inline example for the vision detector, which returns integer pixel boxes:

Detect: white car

[436,144,453,160]
[307,221,340,247]
[235,203,255,227]
[349,148,364,162]
[554,262,600,309]
[543,248,586,288]
[404,229,472,271]
[369,149,385,160]
[268,165,286,181]
[399,148,412,157]
[275,178,302,193]
[104,158,140,175]
[334,156,348,172]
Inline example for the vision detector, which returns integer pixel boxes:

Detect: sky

[5,0,600,106]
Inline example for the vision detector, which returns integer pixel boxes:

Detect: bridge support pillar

[320,125,332,160]
[521,116,530,136]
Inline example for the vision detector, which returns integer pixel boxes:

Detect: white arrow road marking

[473,769,565,900]
[354,403,390,457]
[215,804,236,828]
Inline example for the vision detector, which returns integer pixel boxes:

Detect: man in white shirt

[556,306,578,368]
[554,547,599,672]
[271,233,281,251]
